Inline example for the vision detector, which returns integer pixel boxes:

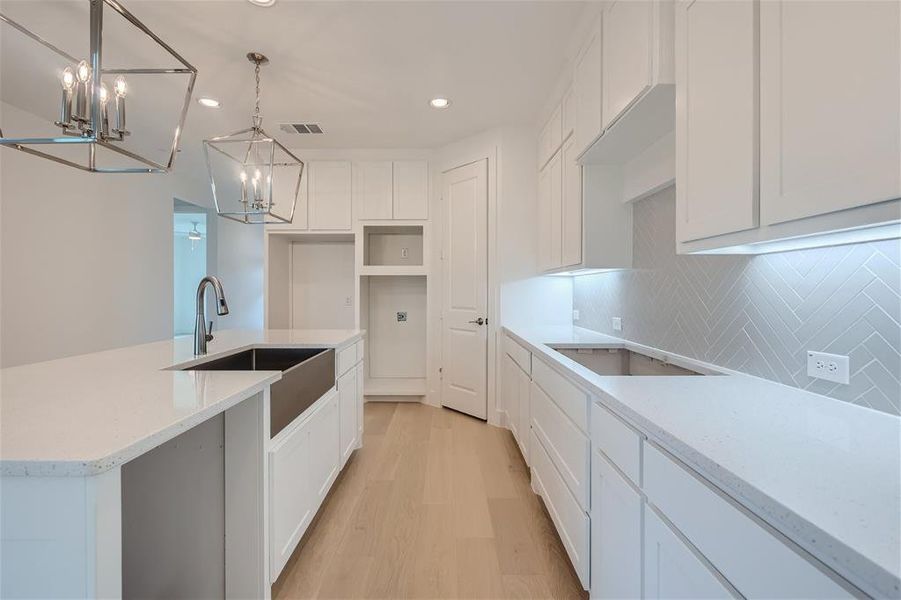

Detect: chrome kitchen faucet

[194,275,229,355]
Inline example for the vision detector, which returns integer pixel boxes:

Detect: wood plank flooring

[273,402,587,600]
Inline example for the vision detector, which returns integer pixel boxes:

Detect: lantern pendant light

[203,52,304,225]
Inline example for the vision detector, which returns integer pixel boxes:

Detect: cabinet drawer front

[531,381,590,511]
[644,443,851,598]
[532,358,589,433]
[591,401,642,486]
[530,429,590,589]
[504,334,531,375]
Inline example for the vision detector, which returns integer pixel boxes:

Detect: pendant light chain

[253,60,263,128]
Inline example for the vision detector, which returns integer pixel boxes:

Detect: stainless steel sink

[183,348,335,437]
[550,346,720,376]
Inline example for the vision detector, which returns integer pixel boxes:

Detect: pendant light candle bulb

[239,170,248,205]
[59,68,75,127]
[73,60,91,122]
[98,83,110,136]
[113,76,127,135]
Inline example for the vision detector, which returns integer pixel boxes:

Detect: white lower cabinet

[355,362,364,441]
[590,450,642,599]
[531,428,590,589]
[338,367,358,468]
[644,506,735,599]
[269,389,339,582]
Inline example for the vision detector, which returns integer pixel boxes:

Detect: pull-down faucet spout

[194,275,229,355]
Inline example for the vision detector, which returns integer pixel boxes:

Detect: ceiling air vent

[279,123,324,134]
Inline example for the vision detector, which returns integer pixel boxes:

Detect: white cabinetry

[602,0,675,131]
[677,0,900,253]
[643,506,735,599]
[539,149,563,271]
[590,450,642,600]
[675,0,758,243]
[392,160,429,220]
[338,366,358,468]
[309,161,353,230]
[354,160,429,221]
[759,0,900,226]
[502,335,532,465]
[353,161,393,220]
[573,16,603,159]
[539,104,564,169]
[266,162,310,231]
[269,389,339,581]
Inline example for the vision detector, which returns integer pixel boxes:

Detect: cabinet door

[644,507,735,599]
[574,17,603,157]
[355,362,364,441]
[309,161,352,230]
[539,104,564,168]
[308,391,340,509]
[760,0,901,225]
[603,0,653,129]
[517,364,531,465]
[393,161,429,220]
[504,355,521,443]
[269,417,313,581]
[548,150,563,270]
[590,451,641,600]
[338,369,357,467]
[675,0,758,243]
[353,161,393,220]
[561,135,583,268]
[538,165,554,271]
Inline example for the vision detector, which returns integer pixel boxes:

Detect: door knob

[468,317,485,326]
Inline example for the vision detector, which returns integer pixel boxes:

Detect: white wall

[0,102,263,367]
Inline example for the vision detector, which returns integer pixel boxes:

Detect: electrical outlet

[611,317,622,332]
[401,247,409,259]
[573,309,580,321]
[807,351,850,384]
[344,296,352,307]
[396,311,407,322]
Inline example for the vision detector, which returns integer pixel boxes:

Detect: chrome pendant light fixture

[203,52,303,225]
[0,0,197,173]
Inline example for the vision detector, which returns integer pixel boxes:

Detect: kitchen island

[0,329,364,599]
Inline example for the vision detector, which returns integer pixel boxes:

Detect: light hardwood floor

[273,402,588,600]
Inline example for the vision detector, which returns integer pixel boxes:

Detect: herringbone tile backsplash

[573,187,901,415]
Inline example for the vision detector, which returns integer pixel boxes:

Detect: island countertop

[503,324,901,600]
[0,329,364,477]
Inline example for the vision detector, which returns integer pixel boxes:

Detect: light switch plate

[611,317,622,332]
[807,351,850,384]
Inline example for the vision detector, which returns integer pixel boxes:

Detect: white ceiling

[139,0,588,150]
[1,0,588,178]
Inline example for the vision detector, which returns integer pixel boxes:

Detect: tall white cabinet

[676,0,901,253]
[309,161,353,231]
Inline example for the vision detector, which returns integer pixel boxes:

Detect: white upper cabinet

[561,135,583,268]
[309,161,352,230]
[675,0,758,243]
[677,0,900,253]
[573,17,604,158]
[353,161,393,221]
[392,160,429,220]
[562,85,577,142]
[759,0,901,226]
[539,104,564,169]
[603,1,653,129]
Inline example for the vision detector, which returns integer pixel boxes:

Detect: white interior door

[441,159,488,420]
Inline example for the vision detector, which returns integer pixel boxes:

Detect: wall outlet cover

[612,317,622,332]
[401,247,409,258]
[806,351,850,385]
[573,309,580,321]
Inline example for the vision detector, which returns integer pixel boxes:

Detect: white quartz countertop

[0,329,364,478]
[503,325,901,599]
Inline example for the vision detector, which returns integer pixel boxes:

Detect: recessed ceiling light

[247,0,276,6]
[197,97,221,108]
[429,97,451,109]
